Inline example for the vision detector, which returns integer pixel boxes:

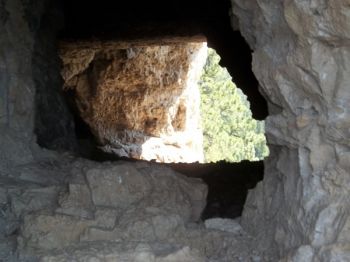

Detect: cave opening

[2,0,347,259]
[57,0,269,219]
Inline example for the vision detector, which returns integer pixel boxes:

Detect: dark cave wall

[32,0,77,151]
[0,0,76,158]
[0,0,40,167]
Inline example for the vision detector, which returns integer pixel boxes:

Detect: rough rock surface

[0,154,265,261]
[17,161,206,253]
[232,0,350,260]
[60,39,207,163]
[0,1,265,261]
[1,0,350,260]
[0,0,76,156]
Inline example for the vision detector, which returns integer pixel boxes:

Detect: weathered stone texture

[0,142,275,261]
[232,0,350,259]
[2,0,349,260]
[0,0,37,170]
[17,163,207,252]
[31,0,77,151]
[60,40,206,163]
[0,158,264,261]
[39,242,206,262]
[0,0,76,161]
[0,0,35,132]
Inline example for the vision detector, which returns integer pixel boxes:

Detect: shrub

[199,48,269,162]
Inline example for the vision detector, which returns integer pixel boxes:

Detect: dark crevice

[33,0,76,151]
[165,161,264,219]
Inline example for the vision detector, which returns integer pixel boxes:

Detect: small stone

[205,218,243,234]
[94,207,119,229]
[56,183,94,219]
[86,164,152,209]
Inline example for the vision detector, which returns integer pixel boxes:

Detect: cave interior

[53,0,269,219]
[2,0,348,260]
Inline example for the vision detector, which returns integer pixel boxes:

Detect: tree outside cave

[199,48,269,163]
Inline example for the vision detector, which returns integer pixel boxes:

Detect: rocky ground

[0,150,271,261]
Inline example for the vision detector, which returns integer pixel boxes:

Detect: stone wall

[0,0,38,168]
[60,39,207,163]
[0,0,76,165]
[232,0,350,260]
[31,0,77,151]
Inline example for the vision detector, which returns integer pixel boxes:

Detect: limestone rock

[17,161,209,256]
[20,213,96,251]
[60,39,207,163]
[93,207,119,229]
[9,186,60,217]
[10,158,265,261]
[39,242,205,262]
[2,0,349,260]
[56,183,94,219]
[0,153,265,261]
[0,0,75,153]
[205,218,243,234]
[0,0,35,135]
[232,0,350,259]
[86,164,152,209]
[0,128,34,169]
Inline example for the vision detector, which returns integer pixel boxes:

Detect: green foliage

[199,48,269,162]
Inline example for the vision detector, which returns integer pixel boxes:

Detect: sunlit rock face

[232,0,350,260]
[60,39,207,163]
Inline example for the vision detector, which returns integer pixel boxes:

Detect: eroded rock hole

[60,40,207,163]
[1,0,272,259]
[166,161,264,219]
[56,0,268,221]
[59,43,267,162]
[2,0,348,260]
[59,43,266,219]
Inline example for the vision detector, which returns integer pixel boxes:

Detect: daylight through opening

[60,42,268,164]
[56,0,270,220]
[3,0,345,260]
[58,37,268,219]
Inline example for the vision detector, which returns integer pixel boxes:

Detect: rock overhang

[59,36,208,163]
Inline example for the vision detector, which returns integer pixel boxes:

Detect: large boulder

[18,161,208,255]
[60,39,207,163]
